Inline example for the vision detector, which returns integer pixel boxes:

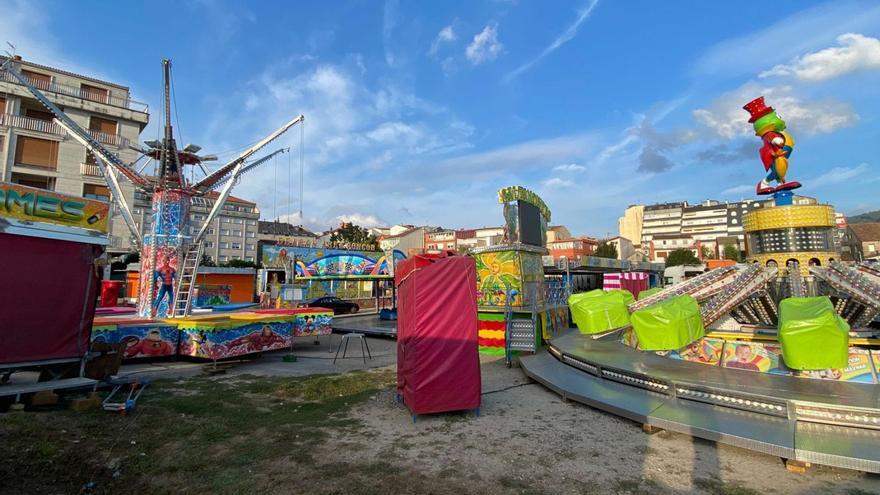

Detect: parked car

[307,296,359,315]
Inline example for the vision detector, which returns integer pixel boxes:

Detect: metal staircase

[171,243,203,317]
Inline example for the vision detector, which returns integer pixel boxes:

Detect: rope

[287,144,292,222]
[273,152,278,221]
[299,120,304,219]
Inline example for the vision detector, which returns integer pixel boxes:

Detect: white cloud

[505,0,599,81]
[542,177,574,188]
[553,163,585,172]
[694,1,880,77]
[201,59,479,231]
[692,82,859,139]
[334,213,386,228]
[466,23,503,65]
[366,121,422,144]
[810,163,870,187]
[760,33,880,82]
[429,25,457,56]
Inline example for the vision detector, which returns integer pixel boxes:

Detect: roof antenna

[3,42,16,65]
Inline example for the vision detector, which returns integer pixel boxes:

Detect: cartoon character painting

[743,97,801,195]
[124,330,174,357]
[153,257,177,316]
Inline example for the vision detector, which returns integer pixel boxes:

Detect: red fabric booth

[395,254,481,416]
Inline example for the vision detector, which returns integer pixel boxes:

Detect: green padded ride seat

[778,296,849,370]
[568,289,634,335]
[631,295,704,351]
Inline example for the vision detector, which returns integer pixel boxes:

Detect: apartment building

[618,204,644,246]
[455,227,505,251]
[641,202,686,246]
[424,229,457,251]
[680,200,743,252]
[650,233,700,261]
[635,195,819,262]
[133,191,260,264]
[547,236,598,264]
[257,221,317,245]
[0,55,150,255]
[379,226,428,255]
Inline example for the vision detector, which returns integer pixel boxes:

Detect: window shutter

[89,116,117,134]
[14,136,58,169]
[81,84,109,104]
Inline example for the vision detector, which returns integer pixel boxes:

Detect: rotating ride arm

[190,115,304,194]
[207,148,287,190]
[1,59,146,248]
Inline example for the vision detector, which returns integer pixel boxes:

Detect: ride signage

[0,182,109,233]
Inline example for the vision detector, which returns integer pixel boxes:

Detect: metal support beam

[192,115,304,193]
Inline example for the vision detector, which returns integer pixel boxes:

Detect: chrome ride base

[520,329,880,473]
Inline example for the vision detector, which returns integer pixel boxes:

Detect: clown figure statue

[742,97,801,195]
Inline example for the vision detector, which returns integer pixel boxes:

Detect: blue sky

[5,0,880,236]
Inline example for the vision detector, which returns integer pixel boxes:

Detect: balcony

[0,112,131,148]
[1,69,149,113]
[0,112,64,135]
[87,128,131,148]
[81,162,103,177]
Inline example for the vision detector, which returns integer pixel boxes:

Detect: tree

[330,222,379,250]
[665,249,701,267]
[594,242,618,259]
[722,244,741,262]
[701,245,715,260]
[221,259,258,268]
[200,254,216,267]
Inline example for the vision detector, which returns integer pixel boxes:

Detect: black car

[307,296,359,315]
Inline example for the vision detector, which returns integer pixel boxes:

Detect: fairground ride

[0,57,302,319]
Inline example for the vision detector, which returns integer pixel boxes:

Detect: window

[89,116,117,135]
[248,220,256,225]
[870,245,876,253]
[232,256,241,261]
[21,70,51,90]
[220,242,229,249]
[204,241,214,248]
[235,218,243,224]
[231,242,242,250]
[25,108,54,122]
[245,256,254,262]
[0,96,5,113]
[83,183,111,202]
[219,256,228,262]
[221,229,231,235]
[247,232,256,238]
[208,228,215,235]
[81,84,109,104]
[246,244,255,251]
[11,172,54,190]
[233,230,242,236]
[15,136,59,169]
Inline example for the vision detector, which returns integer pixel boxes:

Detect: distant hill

[848,210,880,224]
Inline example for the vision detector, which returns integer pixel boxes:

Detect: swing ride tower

[0,57,303,318]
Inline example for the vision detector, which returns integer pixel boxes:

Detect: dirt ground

[2,354,880,494]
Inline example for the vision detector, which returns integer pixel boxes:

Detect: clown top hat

[743,97,775,123]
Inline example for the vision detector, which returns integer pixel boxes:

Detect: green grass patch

[0,369,397,494]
